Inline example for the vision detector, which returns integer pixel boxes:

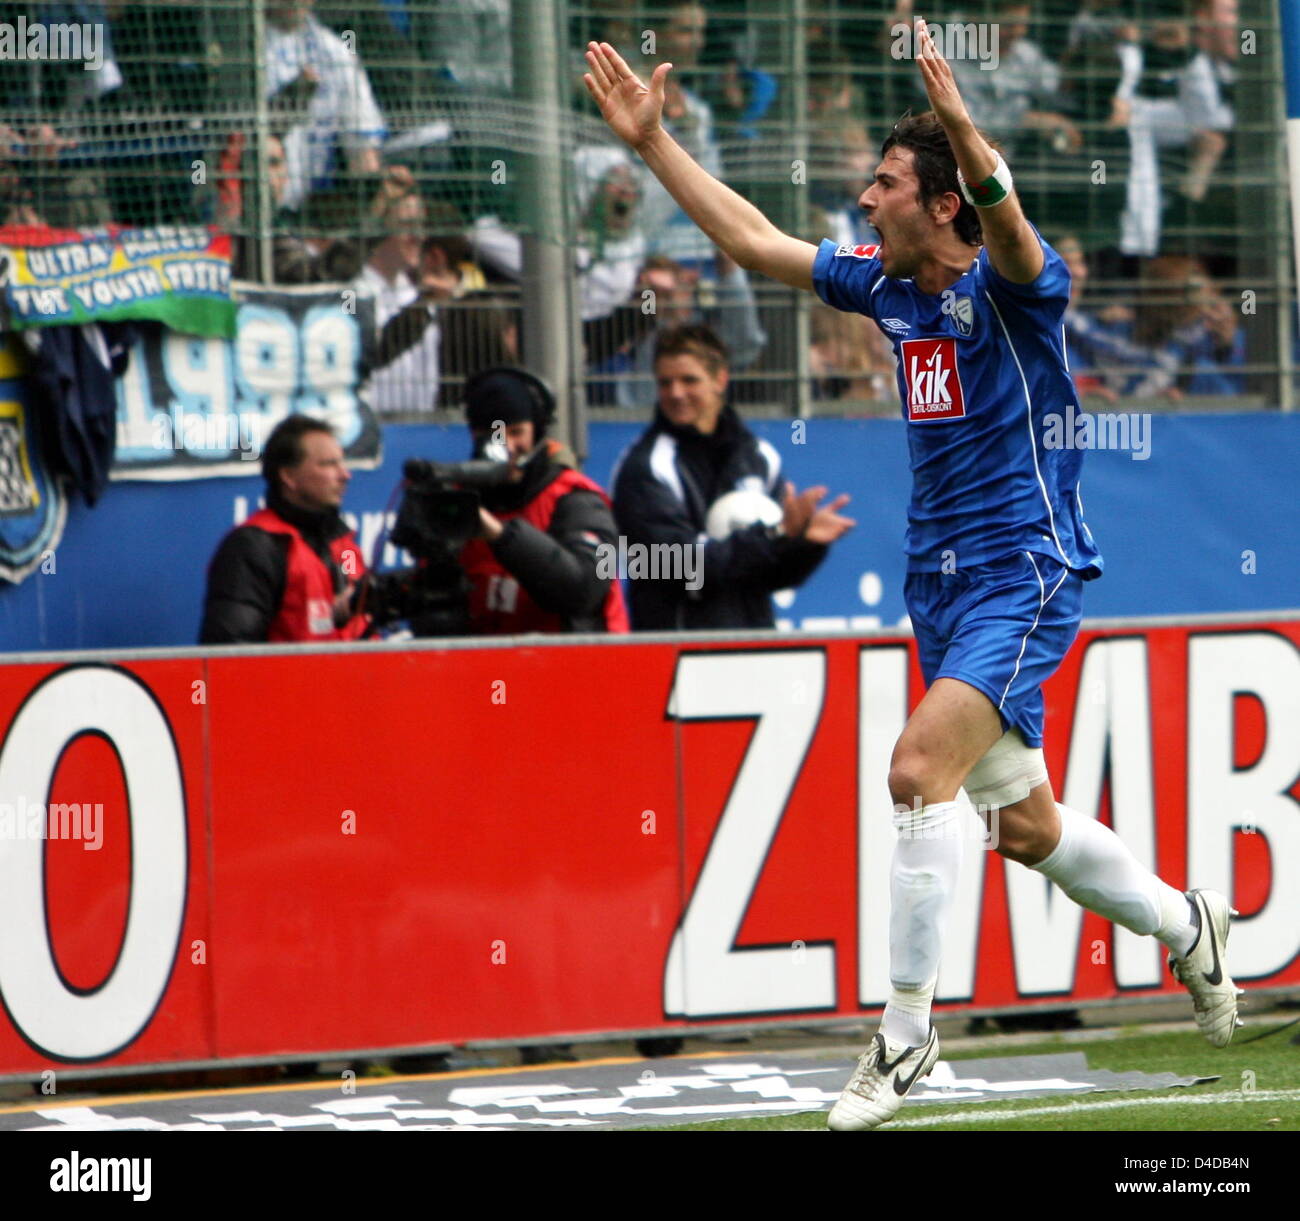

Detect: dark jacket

[471,440,622,632]
[22,322,134,506]
[611,405,827,630]
[199,489,357,643]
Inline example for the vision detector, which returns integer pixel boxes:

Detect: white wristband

[956,152,1013,207]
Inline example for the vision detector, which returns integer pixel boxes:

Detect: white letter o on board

[0,667,187,1059]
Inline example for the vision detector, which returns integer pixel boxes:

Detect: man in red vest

[456,367,628,635]
[200,415,370,643]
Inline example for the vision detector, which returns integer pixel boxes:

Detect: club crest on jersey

[901,337,966,421]
[835,243,880,259]
[951,295,975,336]
[940,289,976,337]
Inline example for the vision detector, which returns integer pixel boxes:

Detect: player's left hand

[913,18,973,132]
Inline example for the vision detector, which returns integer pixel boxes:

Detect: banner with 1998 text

[113,282,381,480]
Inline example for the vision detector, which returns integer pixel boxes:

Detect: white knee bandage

[963,730,1048,809]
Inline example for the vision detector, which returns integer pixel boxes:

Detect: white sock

[881,799,963,1045]
[881,979,936,1047]
[1034,803,1196,954]
[1157,888,1200,958]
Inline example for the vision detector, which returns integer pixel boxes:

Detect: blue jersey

[812,234,1103,577]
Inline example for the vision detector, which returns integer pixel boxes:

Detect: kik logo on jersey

[901,337,966,421]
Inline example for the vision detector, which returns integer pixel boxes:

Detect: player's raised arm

[583,41,816,292]
[912,18,1044,284]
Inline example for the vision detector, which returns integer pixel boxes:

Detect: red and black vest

[242,508,370,642]
[458,468,629,634]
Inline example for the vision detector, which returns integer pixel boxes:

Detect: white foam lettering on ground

[7,1057,1207,1131]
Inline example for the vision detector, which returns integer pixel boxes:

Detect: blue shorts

[904,551,1083,748]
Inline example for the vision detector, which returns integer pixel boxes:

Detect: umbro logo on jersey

[835,243,880,259]
[881,317,910,334]
[901,337,966,422]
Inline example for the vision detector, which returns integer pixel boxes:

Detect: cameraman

[456,368,628,634]
[199,416,369,644]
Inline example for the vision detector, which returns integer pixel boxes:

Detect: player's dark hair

[881,111,989,247]
[262,415,335,491]
[653,323,730,375]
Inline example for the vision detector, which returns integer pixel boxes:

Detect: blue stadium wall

[1,413,1297,651]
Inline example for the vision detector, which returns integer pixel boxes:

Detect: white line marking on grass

[887,1088,1300,1128]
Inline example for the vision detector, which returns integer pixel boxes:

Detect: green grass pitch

[640,1025,1300,1131]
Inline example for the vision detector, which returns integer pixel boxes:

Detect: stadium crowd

[0,0,1257,415]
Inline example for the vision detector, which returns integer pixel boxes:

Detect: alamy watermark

[152,406,266,459]
[595,537,703,592]
[50,1151,150,1202]
[891,22,999,71]
[0,797,102,850]
[1044,404,1152,461]
[0,18,104,71]
[894,797,1001,851]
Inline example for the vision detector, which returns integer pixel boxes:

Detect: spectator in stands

[807,54,863,123]
[314,0,430,119]
[472,145,647,329]
[811,117,878,250]
[1194,0,1238,119]
[219,129,363,283]
[589,250,767,409]
[437,291,521,410]
[1126,254,1245,398]
[1063,0,1140,68]
[430,0,513,97]
[638,4,727,266]
[1113,9,1232,257]
[1065,253,1243,400]
[264,0,386,212]
[948,1,1083,158]
[612,325,854,630]
[693,23,778,148]
[351,167,446,415]
[810,304,896,404]
[107,0,208,113]
[1055,233,1153,403]
[200,416,368,644]
[1059,0,1138,128]
[372,215,486,411]
[0,2,112,228]
[584,0,638,53]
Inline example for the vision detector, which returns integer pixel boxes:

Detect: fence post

[791,0,812,420]
[513,0,582,453]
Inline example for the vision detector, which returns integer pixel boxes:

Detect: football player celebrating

[585,18,1241,1131]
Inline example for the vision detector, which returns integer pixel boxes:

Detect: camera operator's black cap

[464,367,556,439]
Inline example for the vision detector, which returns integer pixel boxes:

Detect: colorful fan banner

[0,223,236,339]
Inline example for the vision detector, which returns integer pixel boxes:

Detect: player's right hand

[584,41,672,151]
[914,19,974,133]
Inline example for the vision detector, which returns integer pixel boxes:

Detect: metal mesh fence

[0,0,1291,418]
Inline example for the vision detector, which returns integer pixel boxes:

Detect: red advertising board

[0,618,1297,1079]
